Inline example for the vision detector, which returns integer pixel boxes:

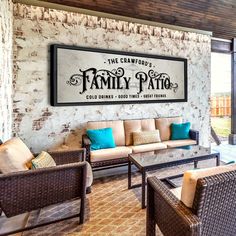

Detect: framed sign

[50,44,187,106]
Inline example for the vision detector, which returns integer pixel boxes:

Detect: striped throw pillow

[31,151,56,169]
[133,130,161,146]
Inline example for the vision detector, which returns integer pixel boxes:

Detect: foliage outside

[211,117,231,138]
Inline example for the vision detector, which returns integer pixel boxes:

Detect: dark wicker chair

[82,129,199,171]
[0,149,87,235]
[146,170,236,236]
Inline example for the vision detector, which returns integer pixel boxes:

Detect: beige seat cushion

[155,117,182,141]
[86,162,93,187]
[163,139,197,148]
[124,119,156,146]
[90,146,132,162]
[181,164,236,208]
[130,142,167,153]
[87,120,125,146]
[0,137,34,173]
[170,187,182,200]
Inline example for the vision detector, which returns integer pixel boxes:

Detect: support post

[229,38,236,144]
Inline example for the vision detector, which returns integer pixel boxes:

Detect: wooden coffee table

[128,145,220,208]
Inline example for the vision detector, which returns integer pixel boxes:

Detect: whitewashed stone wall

[0,0,13,141]
[13,3,211,152]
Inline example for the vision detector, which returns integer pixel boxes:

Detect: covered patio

[1,1,236,236]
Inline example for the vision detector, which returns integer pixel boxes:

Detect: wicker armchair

[0,149,87,235]
[146,171,236,236]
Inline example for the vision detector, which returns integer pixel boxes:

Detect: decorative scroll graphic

[67,67,125,89]
[51,45,187,106]
[67,68,178,95]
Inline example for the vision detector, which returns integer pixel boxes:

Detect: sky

[211,52,231,95]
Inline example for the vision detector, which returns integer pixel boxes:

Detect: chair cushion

[87,128,116,150]
[181,164,236,208]
[87,120,125,146]
[31,151,56,169]
[86,162,93,187]
[162,139,197,148]
[124,119,156,146]
[0,137,34,173]
[90,146,132,162]
[155,117,182,141]
[130,142,167,153]
[170,187,182,200]
[133,130,161,146]
[171,122,191,140]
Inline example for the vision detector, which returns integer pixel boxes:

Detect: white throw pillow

[0,137,34,173]
[132,130,161,145]
[31,151,56,169]
[181,163,236,208]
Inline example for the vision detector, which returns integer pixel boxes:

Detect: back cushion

[87,120,125,146]
[181,164,236,208]
[0,137,34,173]
[155,117,182,141]
[124,119,155,146]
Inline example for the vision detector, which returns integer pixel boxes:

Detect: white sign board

[51,45,187,106]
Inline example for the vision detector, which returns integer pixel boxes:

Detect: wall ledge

[13,3,211,43]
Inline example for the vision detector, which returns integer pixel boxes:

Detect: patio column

[229,38,236,144]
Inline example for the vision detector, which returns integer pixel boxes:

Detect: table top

[129,145,219,169]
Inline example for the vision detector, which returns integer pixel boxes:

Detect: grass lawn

[211,117,231,138]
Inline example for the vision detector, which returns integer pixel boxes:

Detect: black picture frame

[50,44,188,106]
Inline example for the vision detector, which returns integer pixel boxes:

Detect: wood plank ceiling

[42,0,236,40]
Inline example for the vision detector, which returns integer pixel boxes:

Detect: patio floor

[211,142,236,163]
[1,159,218,236]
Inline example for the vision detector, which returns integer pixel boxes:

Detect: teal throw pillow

[171,122,191,140]
[87,128,116,151]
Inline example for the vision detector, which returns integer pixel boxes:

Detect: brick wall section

[13,3,211,152]
[0,0,13,141]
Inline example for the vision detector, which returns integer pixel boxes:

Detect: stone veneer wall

[0,0,13,141]
[13,3,211,152]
